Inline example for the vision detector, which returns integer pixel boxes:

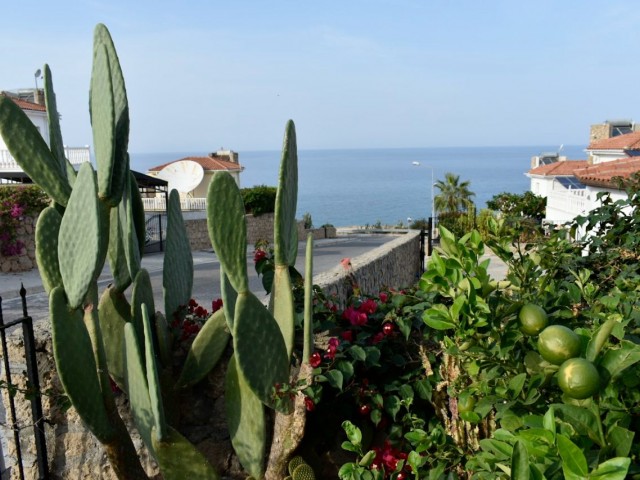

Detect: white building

[144,150,244,211]
[0,89,90,179]
[527,121,640,226]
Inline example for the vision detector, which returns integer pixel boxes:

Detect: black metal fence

[144,213,166,254]
[0,286,49,479]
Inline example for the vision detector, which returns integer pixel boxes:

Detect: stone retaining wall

[0,231,421,479]
[314,230,421,307]
[184,214,337,250]
[0,216,37,273]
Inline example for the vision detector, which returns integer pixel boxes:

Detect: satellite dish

[34,69,41,78]
[157,160,204,194]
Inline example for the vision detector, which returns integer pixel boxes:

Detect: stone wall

[184,214,337,250]
[314,230,421,307]
[0,231,420,479]
[0,216,37,273]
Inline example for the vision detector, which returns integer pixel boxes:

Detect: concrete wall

[0,215,37,273]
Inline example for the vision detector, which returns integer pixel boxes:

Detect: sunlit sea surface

[130,145,585,227]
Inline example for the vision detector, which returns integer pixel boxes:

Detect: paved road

[0,234,398,324]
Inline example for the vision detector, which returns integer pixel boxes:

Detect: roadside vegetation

[253,176,640,479]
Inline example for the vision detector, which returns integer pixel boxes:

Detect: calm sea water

[130,145,585,227]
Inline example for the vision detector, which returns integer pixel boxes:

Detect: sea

[130,145,586,228]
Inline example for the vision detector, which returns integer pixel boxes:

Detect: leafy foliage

[434,172,475,215]
[240,184,277,216]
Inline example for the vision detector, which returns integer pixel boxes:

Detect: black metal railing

[144,213,165,254]
[0,286,49,479]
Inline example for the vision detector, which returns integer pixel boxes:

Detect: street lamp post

[412,162,435,234]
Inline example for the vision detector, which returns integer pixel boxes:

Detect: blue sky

[3,1,640,152]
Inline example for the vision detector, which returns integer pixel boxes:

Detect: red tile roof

[148,155,242,173]
[0,92,46,112]
[587,130,640,151]
[574,157,640,188]
[528,160,588,176]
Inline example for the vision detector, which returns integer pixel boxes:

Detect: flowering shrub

[0,185,49,256]
[171,297,223,353]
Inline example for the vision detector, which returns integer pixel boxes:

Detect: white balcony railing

[142,196,207,212]
[546,188,589,223]
[0,146,91,171]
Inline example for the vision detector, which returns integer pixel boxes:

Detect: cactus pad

[206,172,249,293]
[288,456,306,475]
[58,162,102,308]
[0,95,71,206]
[292,463,316,480]
[274,120,299,266]
[43,64,72,181]
[123,322,154,451]
[98,286,131,389]
[233,291,290,411]
[131,269,155,353]
[163,190,193,320]
[177,308,231,388]
[50,286,114,443]
[107,203,132,292]
[92,23,130,206]
[225,354,266,479]
[271,266,295,359]
[142,304,167,441]
[35,206,63,294]
[151,426,220,480]
[220,267,237,331]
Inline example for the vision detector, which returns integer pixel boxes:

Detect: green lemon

[519,303,548,336]
[557,358,600,399]
[537,325,581,365]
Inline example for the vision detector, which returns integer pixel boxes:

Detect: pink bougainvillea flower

[10,204,24,218]
[340,257,352,269]
[304,396,315,412]
[324,337,340,360]
[359,298,378,315]
[340,330,354,342]
[309,352,322,368]
[379,292,389,303]
[371,332,385,345]
[211,298,223,312]
[254,249,267,263]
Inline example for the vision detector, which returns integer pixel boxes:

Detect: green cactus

[91,24,130,206]
[291,463,316,480]
[177,308,231,388]
[0,96,71,206]
[35,206,63,293]
[288,456,306,475]
[98,286,131,389]
[43,64,76,183]
[2,20,319,480]
[163,189,193,319]
[226,354,266,479]
[57,162,104,308]
[271,121,299,359]
[50,286,114,442]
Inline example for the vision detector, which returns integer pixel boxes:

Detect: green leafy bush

[240,184,276,216]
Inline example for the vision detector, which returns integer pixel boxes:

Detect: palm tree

[434,172,475,215]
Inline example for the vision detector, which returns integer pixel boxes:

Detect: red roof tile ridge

[528,160,588,176]
[1,92,47,112]
[587,130,640,151]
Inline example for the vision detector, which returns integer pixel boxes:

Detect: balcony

[546,187,590,223]
[142,196,207,212]
[0,146,91,171]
